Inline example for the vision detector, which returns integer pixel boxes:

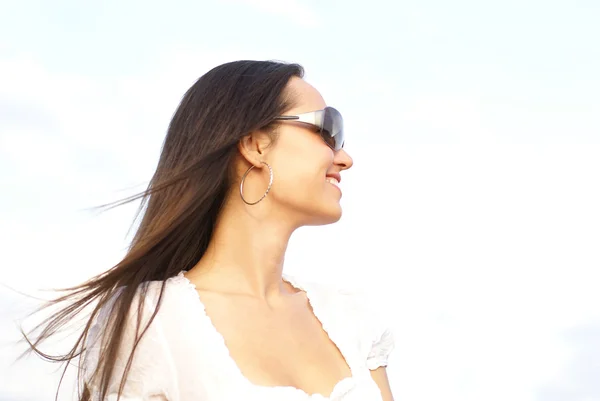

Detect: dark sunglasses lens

[322,107,344,150]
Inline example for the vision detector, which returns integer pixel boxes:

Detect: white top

[84,271,394,401]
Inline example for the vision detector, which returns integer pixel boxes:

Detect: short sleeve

[344,289,395,370]
[366,322,394,370]
[83,284,178,401]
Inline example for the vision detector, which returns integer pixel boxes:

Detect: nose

[334,148,353,170]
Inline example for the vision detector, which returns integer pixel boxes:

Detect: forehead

[284,77,327,114]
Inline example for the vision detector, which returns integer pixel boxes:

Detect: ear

[237,130,272,167]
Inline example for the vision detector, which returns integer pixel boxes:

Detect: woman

[22,60,394,401]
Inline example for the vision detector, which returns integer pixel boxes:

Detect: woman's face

[261,77,354,226]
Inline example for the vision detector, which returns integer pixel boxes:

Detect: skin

[183,77,394,400]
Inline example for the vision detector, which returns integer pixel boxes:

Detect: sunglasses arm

[273,110,324,128]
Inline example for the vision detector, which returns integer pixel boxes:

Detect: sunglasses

[272,106,345,151]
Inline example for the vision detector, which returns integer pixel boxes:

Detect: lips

[326,173,341,184]
[326,172,341,190]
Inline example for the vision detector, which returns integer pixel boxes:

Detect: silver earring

[239,161,273,205]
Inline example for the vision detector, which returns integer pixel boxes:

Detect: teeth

[327,178,340,186]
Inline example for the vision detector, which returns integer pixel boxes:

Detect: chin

[327,205,343,224]
[305,204,343,226]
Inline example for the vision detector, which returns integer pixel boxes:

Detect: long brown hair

[18,60,304,401]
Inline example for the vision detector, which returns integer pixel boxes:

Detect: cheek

[271,141,332,200]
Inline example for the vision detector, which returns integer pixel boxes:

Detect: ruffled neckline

[171,271,356,400]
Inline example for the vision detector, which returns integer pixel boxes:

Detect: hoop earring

[239,161,273,205]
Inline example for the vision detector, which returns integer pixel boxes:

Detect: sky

[1,0,599,400]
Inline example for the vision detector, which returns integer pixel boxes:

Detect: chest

[197,291,352,397]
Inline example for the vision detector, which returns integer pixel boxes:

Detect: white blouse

[84,271,394,401]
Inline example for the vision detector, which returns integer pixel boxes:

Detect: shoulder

[85,273,195,369]
[283,272,370,302]
[283,273,376,323]
[84,279,184,400]
[284,273,395,368]
[129,271,198,315]
[90,272,193,339]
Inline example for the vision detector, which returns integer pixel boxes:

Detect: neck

[186,195,297,299]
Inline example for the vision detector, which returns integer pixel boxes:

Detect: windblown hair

[18,60,304,401]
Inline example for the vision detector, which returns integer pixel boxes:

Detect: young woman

[23,60,395,401]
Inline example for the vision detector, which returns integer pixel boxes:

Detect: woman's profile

[21,60,395,401]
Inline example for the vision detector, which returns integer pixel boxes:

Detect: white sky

[1,0,599,400]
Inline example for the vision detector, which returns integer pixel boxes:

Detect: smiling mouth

[326,177,340,187]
